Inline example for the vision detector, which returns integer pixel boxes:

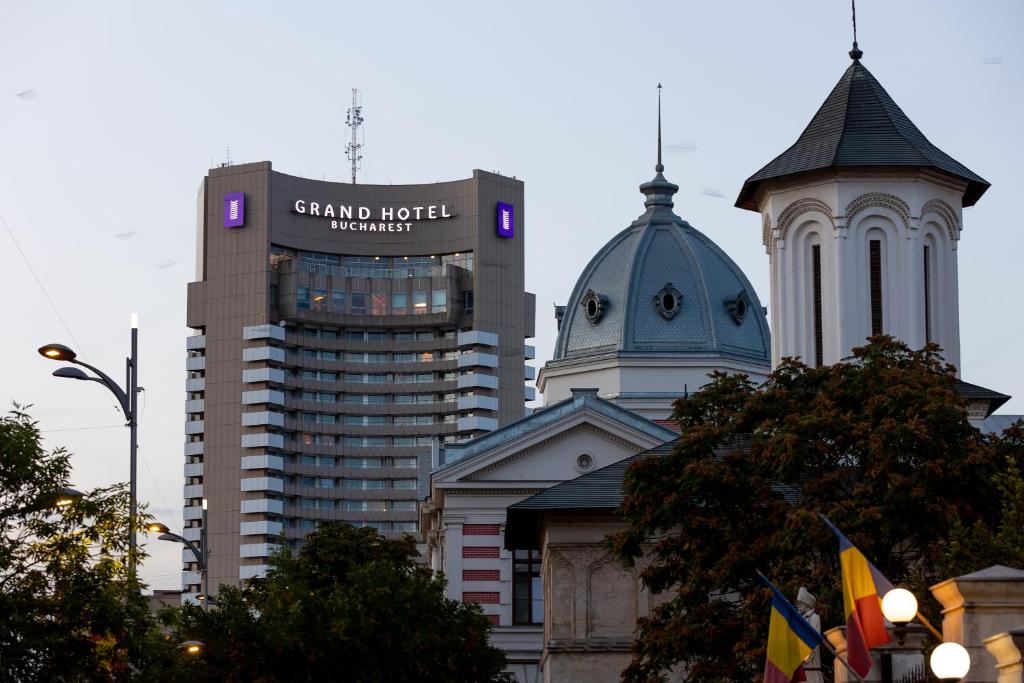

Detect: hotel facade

[183,162,535,597]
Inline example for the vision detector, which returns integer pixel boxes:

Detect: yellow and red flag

[758,572,824,683]
[820,514,893,676]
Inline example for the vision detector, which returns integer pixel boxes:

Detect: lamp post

[146,522,209,609]
[881,586,971,681]
[38,315,139,572]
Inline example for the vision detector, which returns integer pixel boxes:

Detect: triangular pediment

[432,399,675,489]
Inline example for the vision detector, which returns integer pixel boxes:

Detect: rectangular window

[391,292,408,315]
[413,291,427,314]
[394,457,418,469]
[392,500,416,511]
[393,522,417,533]
[393,479,417,490]
[297,286,310,310]
[344,373,364,383]
[812,245,823,368]
[371,292,387,316]
[320,350,337,361]
[321,329,337,340]
[869,240,883,336]
[312,289,328,311]
[318,478,335,489]
[416,331,433,341]
[351,292,367,315]
[923,245,932,344]
[330,290,346,314]
[366,394,387,405]
[320,372,337,382]
[513,549,543,625]
[318,456,336,466]
[346,331,365,341]
[394,331,415,341]
[463,291,474,312]
[367,331,388,342]
[432,289,447,314]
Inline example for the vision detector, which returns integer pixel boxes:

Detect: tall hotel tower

[183,162,535,598]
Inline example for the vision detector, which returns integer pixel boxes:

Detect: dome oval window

[653,283,683,320]
[725,289,753,325]
[581,289,608,324]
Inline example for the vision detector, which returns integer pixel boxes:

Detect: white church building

[420,43,1017,683]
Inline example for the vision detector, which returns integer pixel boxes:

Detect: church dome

[553,168,771,365]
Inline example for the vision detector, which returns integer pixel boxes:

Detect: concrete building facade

[183,162,535,598]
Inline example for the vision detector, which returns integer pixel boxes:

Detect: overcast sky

[2,1,1022,589]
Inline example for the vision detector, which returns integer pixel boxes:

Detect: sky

[2,1,1022,589]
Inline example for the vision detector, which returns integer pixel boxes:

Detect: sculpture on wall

[797,587,824,683]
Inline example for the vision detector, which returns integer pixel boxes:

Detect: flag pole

[914,612,944,641]
[819,637,867,683]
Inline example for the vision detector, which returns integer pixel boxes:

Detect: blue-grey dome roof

[553,170,771,364]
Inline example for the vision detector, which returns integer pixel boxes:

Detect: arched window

[869,238,883,336]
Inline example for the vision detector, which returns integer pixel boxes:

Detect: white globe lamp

[881,588,918,624]
[930,642,970,681]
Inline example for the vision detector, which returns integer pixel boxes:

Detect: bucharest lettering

[291,199,455,233]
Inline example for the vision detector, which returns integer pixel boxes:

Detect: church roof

[434,388,678,472]
[551,169,771,366]
[735,58,990,210]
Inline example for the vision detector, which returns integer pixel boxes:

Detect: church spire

[849,0,863,61]
[656,83,664,173]
[640,83,678,210]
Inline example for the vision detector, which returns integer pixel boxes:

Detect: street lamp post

[38,315,140,571]
[146,522,209,609]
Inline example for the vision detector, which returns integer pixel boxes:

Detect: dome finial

[849,0,863,61]
[656,83,665,173]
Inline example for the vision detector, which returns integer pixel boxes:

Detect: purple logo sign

[224,192,245,228]
[497,202,514,238]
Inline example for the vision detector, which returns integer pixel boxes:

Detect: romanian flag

[758,572,824,683]
[820,514,893,676]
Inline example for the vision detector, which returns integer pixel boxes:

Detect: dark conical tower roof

[736,61,989,210]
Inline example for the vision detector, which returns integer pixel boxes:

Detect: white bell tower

[735,46,988,373]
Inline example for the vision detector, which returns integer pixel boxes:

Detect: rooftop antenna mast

[345,89,364,184]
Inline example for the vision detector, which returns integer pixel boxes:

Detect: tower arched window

[868,237,883,337]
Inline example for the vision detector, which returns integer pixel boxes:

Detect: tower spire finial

[656,83,664,174]
[849,0,863,61]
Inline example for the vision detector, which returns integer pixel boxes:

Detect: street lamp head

[145,522,170,534]
[931,641,970,680]
[881,587,918,624]
[181,640,203,655]
[38,343,77,362]
[52,367,90,380]
[53,487,84,507]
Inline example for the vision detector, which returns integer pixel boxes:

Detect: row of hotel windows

[284,518,418,533]
[296,413,449,426]
[297,328,455,341]
[298,370,464,384]
[287,434,453,447]
[290,454,420,468]
[293,497,418,510]
[297,287,451,316]
[291,477,418,490]
[297,349,463,363]
[291,250,474,276]
[295,391,456,405]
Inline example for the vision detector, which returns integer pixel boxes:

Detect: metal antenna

[656,83,664,173]
[226,146,231,166]
[849,0,863,61]
[345,89,364,184]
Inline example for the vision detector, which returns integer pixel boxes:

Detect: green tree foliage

[611,337,1023,682]
[167,522,512,683]
[0,406,177,681]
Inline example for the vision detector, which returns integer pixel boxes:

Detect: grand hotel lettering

[291,199,454,233]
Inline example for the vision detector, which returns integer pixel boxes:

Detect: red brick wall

[463,569,500,582]
[463,524,500,536]
[486,614,500,625]
[462,546,500,558]
[463,591,500,604]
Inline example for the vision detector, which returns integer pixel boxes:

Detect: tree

[611,337,1021,682]
[167,522,512,683]
[0,406,178,681]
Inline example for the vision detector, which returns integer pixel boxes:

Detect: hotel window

[869,240,883,336]
[312,289,328,311]
[367,331,388,342]
[318,478,335,489]
[299,455,316,466]
[394,353,416,363]
[513,550,543,625]
[321,329,337,340]
[432,289,447,314]
[392,479,417,490]
[351,292,367,315]
[346,331,365,341]
[413,291,427,314]
[297,286,310,310]
[391,292,408,315]
[463,291,474,312]
[320,350,337,361]
[318,456,336,466]
[416,331,433,341]
[394,331,415,341]
[371,292,387,316]
[394,457,418,469]
[392,500,417,511]
[395,395,415,404]
[330,290,346,314]
[394,522,417,533]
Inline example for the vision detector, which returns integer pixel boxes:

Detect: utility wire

[0,210,84,352]
[41,424,124,433]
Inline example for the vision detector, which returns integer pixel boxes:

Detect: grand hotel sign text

[291,199,455,233]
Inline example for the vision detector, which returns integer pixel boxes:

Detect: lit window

[413,291,427,314]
